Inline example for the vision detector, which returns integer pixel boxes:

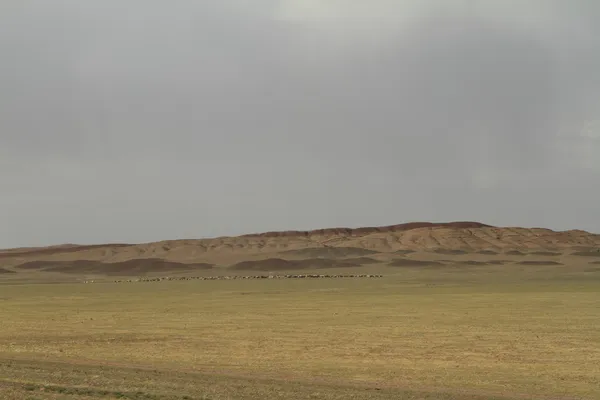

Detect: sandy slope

[1,222,599,268]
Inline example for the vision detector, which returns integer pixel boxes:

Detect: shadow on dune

[504,250,525,255]
[432,249,467,255]
[14,259,213,275]
[278,247,379,258]
[388,259,444,267]
[442,259,513,266]
[0,244,131,259]
[394,249,416,255]
[529,251,562,256]
[343,257,380,265]
[229,258,370,271]
[516,260,563,266]
[488,260,511,265]
[458,261,492,266]
[571,251,600,257]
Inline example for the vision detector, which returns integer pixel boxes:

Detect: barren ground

[1,222,599,399]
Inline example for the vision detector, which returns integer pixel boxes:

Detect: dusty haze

[1,1,599,248]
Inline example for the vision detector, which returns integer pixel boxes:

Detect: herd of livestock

[89,274,384,284]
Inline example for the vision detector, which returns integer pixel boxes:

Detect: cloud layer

[1,1,599,247]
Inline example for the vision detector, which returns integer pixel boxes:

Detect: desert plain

[1,221,599,399]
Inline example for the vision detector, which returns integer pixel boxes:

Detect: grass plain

[1,264,599,400]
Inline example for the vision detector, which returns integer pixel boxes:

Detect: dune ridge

[0,222,598,268]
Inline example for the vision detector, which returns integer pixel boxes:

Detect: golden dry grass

[0,266,599,399]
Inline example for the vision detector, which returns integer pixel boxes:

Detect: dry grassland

[0,265,599,399]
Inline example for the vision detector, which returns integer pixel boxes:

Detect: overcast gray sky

[1,1,599,247]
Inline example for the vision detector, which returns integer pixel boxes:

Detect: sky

[1,0,599,247]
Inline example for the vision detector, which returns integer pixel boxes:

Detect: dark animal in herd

[105,274,384,284]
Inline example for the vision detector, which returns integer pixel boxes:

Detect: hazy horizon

[2,1,599,248]
[3,219,598,250]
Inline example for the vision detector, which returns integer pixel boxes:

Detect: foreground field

[1,266,599,399]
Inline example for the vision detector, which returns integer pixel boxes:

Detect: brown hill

[0,243,131,258]
[242,221,491,238]
[0,222,599,270]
